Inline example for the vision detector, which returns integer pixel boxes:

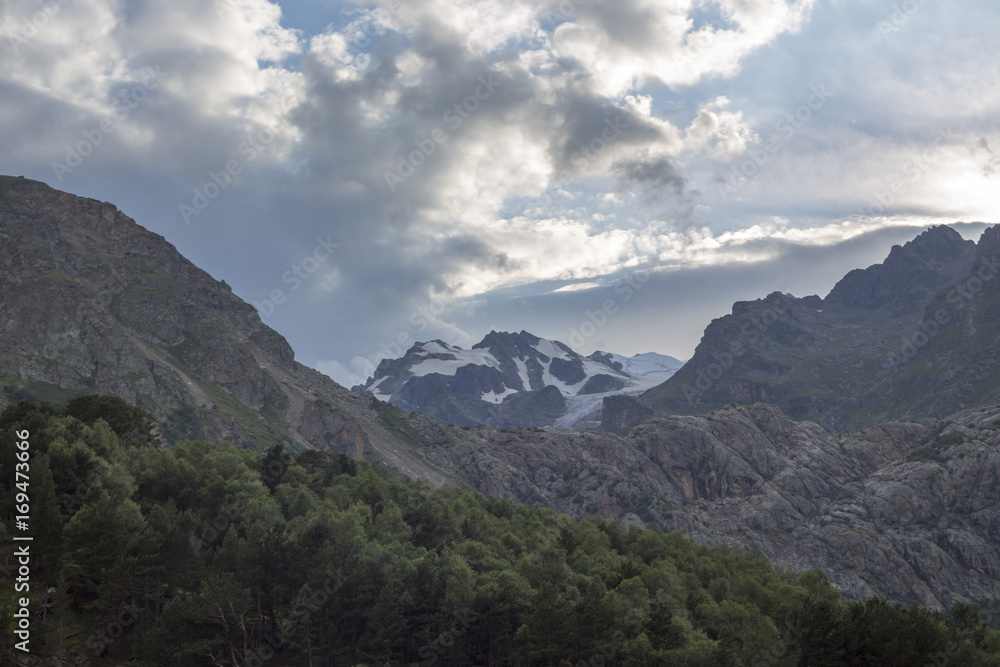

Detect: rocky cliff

[410,402,1000,611]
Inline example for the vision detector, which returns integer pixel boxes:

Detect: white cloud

[392,0,540,54]
[550,0,816,96]
[1,0,303,165]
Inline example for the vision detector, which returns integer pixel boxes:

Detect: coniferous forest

[2,397,1000,666]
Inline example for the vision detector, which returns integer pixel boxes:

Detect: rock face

[3,176,999,611]
[605,224,1000,433]
[825,225,979,311]
[412,402,1000,611]
[355,332,682,429]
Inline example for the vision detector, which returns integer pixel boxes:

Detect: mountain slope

[604,224,1000,433]
[355,331,682,429]
[0,176,449,483]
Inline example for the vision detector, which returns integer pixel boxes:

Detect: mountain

[353,331,682,429]
[0,175,448,483]
[2,176,999,611]
[604,224,1000,433]
[601,350,687,381]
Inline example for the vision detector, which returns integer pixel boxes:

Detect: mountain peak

[979,224,1000,256]
[884,224,968,262]
[359,330,680,429]
[824,224,977,310]
[613,222,1000,434]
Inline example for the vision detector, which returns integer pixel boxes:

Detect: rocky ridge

[0,175,450,484]
[605,224,1000,433]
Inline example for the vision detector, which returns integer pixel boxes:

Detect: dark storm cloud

[545,89,664,176]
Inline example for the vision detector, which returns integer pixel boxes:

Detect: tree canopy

[1,397,998,666]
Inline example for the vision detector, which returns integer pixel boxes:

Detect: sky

[2,0,999,388]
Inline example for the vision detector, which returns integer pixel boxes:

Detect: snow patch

[513,357,532,391]
[481,387,518,404]
[409,349,500,377]
[369,376,393,402]
[581,358,627,380]
[420,341,457,355]
[606,352,683,382]
[534,338,572,361]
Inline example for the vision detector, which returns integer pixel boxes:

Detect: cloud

[550,0,817,96]
[613,152,686,196]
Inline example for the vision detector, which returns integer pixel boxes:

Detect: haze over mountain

[2,177,1000,612]
[605,224,1000,433]
[353,330,683,429]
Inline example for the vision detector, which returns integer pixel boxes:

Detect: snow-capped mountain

[556,350,684,429]
[603,352,686,383]
[354,330,683,429]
